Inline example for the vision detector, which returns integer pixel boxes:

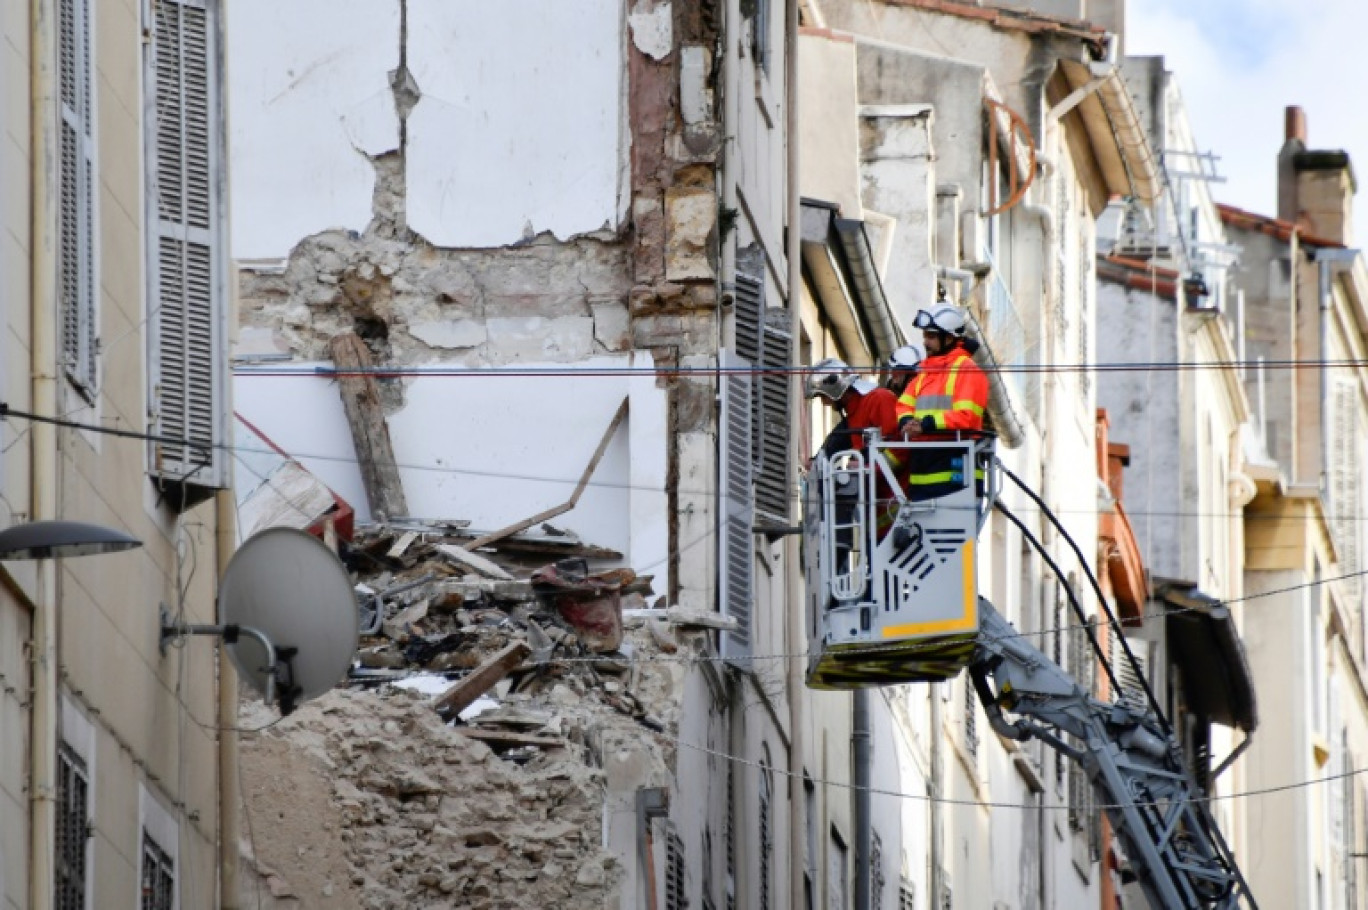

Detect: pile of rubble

[238,522,731,909]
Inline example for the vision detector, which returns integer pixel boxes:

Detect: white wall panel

[226,0,400,261]
[406,0,625,247]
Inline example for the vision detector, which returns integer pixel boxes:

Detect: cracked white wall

[227,0,400,262]
[233,353,668,570]
[405,0,627,246]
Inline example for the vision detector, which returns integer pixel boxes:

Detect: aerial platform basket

[804,433,997,689]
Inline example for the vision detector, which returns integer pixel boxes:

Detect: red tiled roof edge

[1096,254,1178,299]
[1216,202,1344,249]
[882,0,1106,39]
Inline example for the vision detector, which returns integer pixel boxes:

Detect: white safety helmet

[805,357,858,401]
[887,342,926,371]
[913,304,968,338]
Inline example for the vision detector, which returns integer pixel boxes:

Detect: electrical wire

[229,356,1368,378]
[7,403,1368,524]
[673,732,1368,813]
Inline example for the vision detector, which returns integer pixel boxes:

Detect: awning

[1157,581,1258,733]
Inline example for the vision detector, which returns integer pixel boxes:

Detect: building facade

[1224,108,1368,910]
[226,0,809,907]
[1,0,232,907]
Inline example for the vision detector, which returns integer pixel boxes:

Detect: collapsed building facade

[226,0,818,907]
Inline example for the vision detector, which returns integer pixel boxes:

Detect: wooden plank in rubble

[328,332,409,521]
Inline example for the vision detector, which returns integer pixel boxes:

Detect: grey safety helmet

[888,342,925,372]
[805,357,858,401]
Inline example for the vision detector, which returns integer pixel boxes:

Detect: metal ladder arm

[970,599,1256,910]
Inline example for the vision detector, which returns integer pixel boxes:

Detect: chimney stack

[1285,105,1307,144]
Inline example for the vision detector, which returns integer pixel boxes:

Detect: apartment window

[963,677,979,758]
[59,0,98,397]
[665,826,687,910]
[759,754,773,910]
[140,831,174,910]
[734,259,793,527]
[146,0,228,502]
[55,744,89,910]
[725,760,736,910]
[747,0,771,73]
[703,827,717,910]
[828,827,849,910]
[804,777,818,910]
[870,831,886,907]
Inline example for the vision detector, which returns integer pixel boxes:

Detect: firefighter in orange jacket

[896,304,989,498]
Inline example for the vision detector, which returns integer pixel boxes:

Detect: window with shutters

[55,744,89,910]
[1111,632,1150,713]
[140,830,175,910]
[759,757,773,910]
[963,676,978,758]
[1330,380,1362,615]
[828,827,849,910]
[719,348,755,662]
[870,831,886,908]
[725,760,737,910]
[666,826,688,910]
[60,0,98,398]
[146,0,228,503]
[734,269,792,527]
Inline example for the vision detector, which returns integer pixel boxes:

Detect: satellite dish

[218,527,358,714]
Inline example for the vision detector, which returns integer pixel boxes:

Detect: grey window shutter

[735,271,791,525]
[1331,380,1361,606]
[1111,631,1150,713]
[719,349,755,662]
[147,0,227,500]
[59,0,97,397]
[757,310,792,524]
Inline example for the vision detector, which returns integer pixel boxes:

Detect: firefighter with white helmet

[884,342,925,397]
[895,303,990,499]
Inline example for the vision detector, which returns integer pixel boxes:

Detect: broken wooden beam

[432,641,531,718]
[436,543,515,580]
[457,728,565,750]
[328,332,409,521]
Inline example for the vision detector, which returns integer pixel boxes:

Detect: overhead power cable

[230,356,1368,379]
[10,403,1368,523]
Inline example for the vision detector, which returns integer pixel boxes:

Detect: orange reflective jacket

[895,347,988,432]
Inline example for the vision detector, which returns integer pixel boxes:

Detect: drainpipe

[853,691,872,909]
[29,0,60,906]
[217,490,242,908]
[929,686,944,909]
[783,0,808,907]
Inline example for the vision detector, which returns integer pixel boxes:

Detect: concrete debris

[240,520,690,908]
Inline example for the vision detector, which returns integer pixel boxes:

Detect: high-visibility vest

[895,348,988,489]
[895,348,987,432]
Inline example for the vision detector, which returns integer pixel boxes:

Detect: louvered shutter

[59,0,97,396]
[1111,631,1150,713]
[719,349,755,662]
[1330,380,1361,607]
[757,311,792,525]
[147,0,226,498]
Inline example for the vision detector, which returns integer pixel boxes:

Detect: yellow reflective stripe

[906,471,960,485]
[944,357,964,397]
[952,400,985,415]
[932,413,947,429]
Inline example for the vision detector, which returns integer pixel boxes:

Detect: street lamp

[0,520,142,559]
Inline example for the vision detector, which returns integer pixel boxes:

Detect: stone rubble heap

[238,521,714,909]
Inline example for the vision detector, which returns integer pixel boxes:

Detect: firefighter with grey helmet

[805,357,902,462]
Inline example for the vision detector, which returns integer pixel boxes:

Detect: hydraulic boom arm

[970,600,1256,909]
